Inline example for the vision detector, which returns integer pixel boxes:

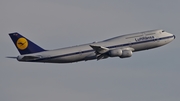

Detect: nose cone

[165,32,175,40]
[162,31,175,44]
[173,35,176,39]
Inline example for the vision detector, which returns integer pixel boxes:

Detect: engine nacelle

[108,49,122,57]
[120,50,132,58]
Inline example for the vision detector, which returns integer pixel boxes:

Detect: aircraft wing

[89,45,109,60]
[89,45,109,54]
[90,45,135,60]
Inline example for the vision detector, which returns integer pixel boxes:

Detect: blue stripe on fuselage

[32,35,174,62]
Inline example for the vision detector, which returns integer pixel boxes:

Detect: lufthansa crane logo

[16,38,28,50]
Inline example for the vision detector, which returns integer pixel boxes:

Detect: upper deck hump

[102,29,162,42]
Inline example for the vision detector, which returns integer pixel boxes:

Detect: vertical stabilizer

[9,32,45,55]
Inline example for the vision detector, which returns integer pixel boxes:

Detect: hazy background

[0,0,179,101]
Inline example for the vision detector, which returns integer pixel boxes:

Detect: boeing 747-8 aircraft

[8,29,175,63]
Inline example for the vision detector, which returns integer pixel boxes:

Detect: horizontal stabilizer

[6,56,17,59]
[17,55,43,61]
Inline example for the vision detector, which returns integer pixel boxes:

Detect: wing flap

[89,45,109,54]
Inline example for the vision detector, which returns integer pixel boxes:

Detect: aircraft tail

[9,32,46,55]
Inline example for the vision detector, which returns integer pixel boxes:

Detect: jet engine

[120,50,132,58]
[108,49,133,58]
[108,49,122,57]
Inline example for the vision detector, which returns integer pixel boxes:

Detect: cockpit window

[162,30,165,32]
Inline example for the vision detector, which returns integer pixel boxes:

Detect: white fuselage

[17,29,175,63]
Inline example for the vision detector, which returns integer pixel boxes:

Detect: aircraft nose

[166,32,175,40]
[173,35,176,39]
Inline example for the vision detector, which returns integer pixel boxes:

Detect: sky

[0,0,180,101]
